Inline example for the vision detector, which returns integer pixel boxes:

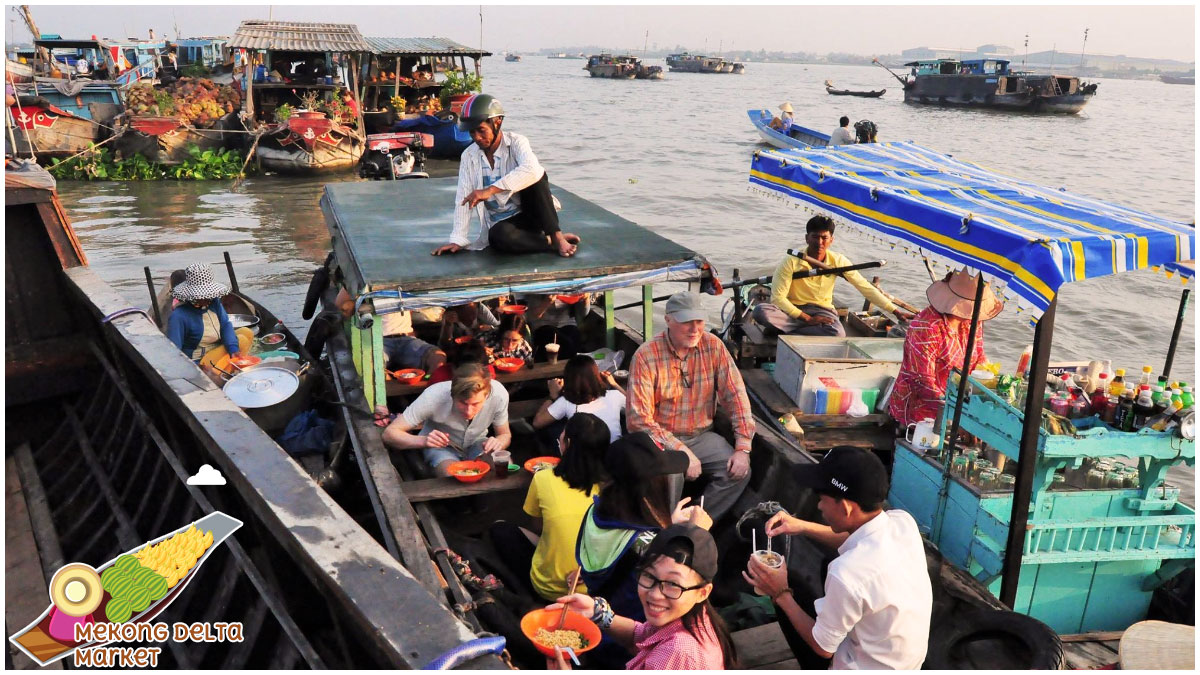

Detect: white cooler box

[773,336,904,413]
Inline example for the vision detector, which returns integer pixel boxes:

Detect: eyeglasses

[678,361,692,389]
[636,570,706,600]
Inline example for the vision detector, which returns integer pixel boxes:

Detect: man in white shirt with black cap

[743,446,932,669]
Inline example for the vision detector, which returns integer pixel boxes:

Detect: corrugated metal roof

[227,20,372,53]
[364,36,490,58]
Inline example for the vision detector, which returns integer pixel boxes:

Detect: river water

[61,59,1195,380]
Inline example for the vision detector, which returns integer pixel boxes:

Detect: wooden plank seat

[386,361,567,397]
[399,471,533,503]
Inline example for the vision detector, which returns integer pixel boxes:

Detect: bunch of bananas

[132,525,214,589]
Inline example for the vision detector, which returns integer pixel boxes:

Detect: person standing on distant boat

[768,102,795,134]
[829,116,855,146]
[432,94,582,258]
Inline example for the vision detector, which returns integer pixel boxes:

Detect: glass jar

[1085,468,1106,489]
[978,468,1001,491]
[1104,470,1123,488]
[1051,474,1067,490]
[1122,467,1140,488]
[950,455,969,479]
[997,474,1016,491]
[970,459,994,484]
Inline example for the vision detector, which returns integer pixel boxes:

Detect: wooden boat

[7,89,122,162]
[505,53,522,62]
[229,20,370,174]
[113,113,238,165]
[1160,73,1195,85]
[666,51,732,73]
[584,53,638,79]
[175,37,233,73]
[825,80,886,97]
[5,159,504,669]
[10,512,243,667]
[305,177,1075,669]
[879,58,1097,114]
[6,57,35,82]
[748,108,830,150]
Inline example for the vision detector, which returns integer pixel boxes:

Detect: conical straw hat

[1118,620,1195,670]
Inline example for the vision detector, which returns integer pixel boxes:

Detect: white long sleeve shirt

[449,131,546,249]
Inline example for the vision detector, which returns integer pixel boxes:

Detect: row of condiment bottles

[1044,365,1193,432]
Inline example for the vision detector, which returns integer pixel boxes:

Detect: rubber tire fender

[923,608,1065,670]
[301,252,334,320]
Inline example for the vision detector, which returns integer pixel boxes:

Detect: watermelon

[114,555,140,573]
[107,574,139,601]
[100,567,126,593]
[126,586,154,612]
[105,597,133,624]
[132,566,161,587]
[143,573,169,601]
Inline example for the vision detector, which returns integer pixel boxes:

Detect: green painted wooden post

[369,315,386,410]
[604,290,615,350]
[642,284,654,340]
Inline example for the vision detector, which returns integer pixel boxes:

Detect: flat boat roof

[322,179,705,308]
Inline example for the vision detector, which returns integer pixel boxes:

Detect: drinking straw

[752,528,757,553]
[768,534,772,554]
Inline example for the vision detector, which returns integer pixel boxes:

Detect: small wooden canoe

[825,80,886,97]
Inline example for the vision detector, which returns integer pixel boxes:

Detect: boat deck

[322,178,704,296]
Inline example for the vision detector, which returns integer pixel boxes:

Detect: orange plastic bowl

[229,354,262,369]
[555,293,586,304]
[447,460,490,483]
[520,608,601,657]
[493,357,525,373]
[497,304,527,315]
[390,368,426,383]
[523,456,561,473]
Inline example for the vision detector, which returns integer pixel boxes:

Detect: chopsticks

[558,567,581,630]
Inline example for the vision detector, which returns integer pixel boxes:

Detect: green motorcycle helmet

[456,93,505,131]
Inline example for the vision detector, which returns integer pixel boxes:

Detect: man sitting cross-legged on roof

[381,363,511,477]
[431,94,581,258]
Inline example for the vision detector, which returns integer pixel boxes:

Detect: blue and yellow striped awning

[749,142,1195,319]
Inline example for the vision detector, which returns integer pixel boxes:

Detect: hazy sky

[7,3,1196,63]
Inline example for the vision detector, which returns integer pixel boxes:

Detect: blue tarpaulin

[749,142,1195,319]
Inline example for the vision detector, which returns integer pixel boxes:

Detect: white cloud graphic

[186,464,227,486]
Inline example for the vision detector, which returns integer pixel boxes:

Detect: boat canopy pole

[1162,288,1190,380]
[871,58,910,88]
[1000,297,1057,608]
[941,274,985,462]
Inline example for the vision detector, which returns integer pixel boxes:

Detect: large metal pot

[228,313,261,336]
[222,366,310,435]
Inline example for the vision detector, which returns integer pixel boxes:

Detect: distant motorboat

[747,109,830,150]
[825,80,887,98]
[1160,73,1195,85]
[505,53,522,62]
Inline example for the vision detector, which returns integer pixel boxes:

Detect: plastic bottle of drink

[1090,374,1110,413]
[1151,386,1169,415]
[1015,345,1033,376]
[1109,369,1126,396]
[1139,366,1154,388]
[1132,388,1156,430]
[1148,400,1184,432]
[1055,373,1073,396]
[1183,386,1195,408]
[1049,393,1070,417]
[1069,395,1090,419]
[1101,395,1119,425]
[1115,388,1136,431]
[1172,388,1185,409]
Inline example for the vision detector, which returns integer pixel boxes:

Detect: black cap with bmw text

[792,446,889,507]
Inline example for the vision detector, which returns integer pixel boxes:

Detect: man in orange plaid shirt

[627,292,755,521]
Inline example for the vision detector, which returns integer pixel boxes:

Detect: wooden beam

[386,360,566,396]
[1060,631,1124,643]
[400,472,532,503]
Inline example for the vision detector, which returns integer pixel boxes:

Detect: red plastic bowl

[523,456,561,473]
[497,304,528,315]
[447,460,490,483]
[555,293,587,304]
[390,368,426,383]
[493,357,525,373]
[520,608,601,657]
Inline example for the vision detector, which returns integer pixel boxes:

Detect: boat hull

[253,120,364,174]
[903,73,1096,113]
[115,114,236,164]
[6,58,34,83]
[903,89,1093,113]
[827,87,886,98]
[8,104,105,161]
[586,64,636,79]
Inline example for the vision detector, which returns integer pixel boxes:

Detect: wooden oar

[558,567,582,630]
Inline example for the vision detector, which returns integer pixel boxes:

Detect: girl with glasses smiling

[547,523,737,670]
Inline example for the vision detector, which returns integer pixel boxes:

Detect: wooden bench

[386,361,568,397]
[399,471,533,503]
[731,622,799,669]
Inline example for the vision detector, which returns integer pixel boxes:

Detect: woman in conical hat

[768,101,795,132]
[888,268,1003,426]
[165,263,253,369]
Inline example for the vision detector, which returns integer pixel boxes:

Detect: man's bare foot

[555,238,577,257]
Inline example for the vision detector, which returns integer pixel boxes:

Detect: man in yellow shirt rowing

[752,216,914,336]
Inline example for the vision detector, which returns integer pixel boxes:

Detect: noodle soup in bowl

[520,608,601,657]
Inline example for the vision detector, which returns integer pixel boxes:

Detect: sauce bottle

[1139,366,1154,388]
[1132,387,1155,430]
[1109,369,1126,396]
[1090,374,1111,414]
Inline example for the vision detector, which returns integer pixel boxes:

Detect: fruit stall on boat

[4,161,504,668]
[749,140,1196,635]
[583,54,662,80]
[228,20,371,174]
[358,36,489,161]
[113,78,241,165]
